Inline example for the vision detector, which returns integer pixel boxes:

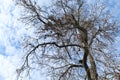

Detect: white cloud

[0,0,51,80]
[0,55,16,80]
[0,0,23,80]
[0,51,24,80]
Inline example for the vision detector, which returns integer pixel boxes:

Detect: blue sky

[0,0,120,80]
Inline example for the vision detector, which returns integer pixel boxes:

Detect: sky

[0,0,120,80]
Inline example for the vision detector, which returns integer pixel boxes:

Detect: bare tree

[16,0,119,80]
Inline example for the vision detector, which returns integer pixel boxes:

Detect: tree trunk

[88,51,98,80]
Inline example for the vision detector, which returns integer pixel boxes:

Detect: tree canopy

[17,0,120,80]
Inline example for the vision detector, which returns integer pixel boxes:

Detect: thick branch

[71,14,87,33]
[36,42,83,48]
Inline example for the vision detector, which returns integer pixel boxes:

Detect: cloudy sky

[0,0,120,80]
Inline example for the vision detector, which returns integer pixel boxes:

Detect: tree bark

[88,53,98,80]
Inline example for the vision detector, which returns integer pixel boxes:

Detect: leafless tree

[16,0,120,80]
